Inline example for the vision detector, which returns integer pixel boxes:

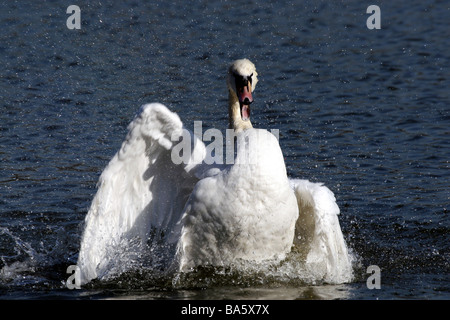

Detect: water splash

[0,227,41,284]
[84,237,356,291]
[0,226,78,290]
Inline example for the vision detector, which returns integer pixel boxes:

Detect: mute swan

[76,59,353,285]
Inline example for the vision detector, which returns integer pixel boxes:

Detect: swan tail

[290,179,354,284]
[77,103,205,284]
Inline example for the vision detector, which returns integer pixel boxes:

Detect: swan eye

[248,73,253,85]
[233,73,252,88]
[234,74,247,88]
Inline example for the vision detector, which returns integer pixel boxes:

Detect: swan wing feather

[290,179,354,283]
[77,103,206,284]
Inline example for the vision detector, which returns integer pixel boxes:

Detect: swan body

[178,128,298,270]
[77,59,353,285]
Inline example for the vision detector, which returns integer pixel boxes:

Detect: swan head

[227,59,258,129]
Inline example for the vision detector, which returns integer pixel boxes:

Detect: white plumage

[77,59,353,285]
[177,128,298,271]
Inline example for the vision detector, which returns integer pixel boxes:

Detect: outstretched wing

[77,103,206,284]
[290,179,354,284]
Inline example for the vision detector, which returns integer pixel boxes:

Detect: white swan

[76,59,353,285]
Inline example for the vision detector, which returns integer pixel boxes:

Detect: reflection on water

[104,284,353,300]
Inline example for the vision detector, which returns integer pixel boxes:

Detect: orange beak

[237,81,253,121]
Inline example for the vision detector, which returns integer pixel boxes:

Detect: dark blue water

[0,0,448,299]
